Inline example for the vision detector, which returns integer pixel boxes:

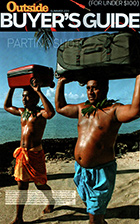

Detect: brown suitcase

[7,64,55,88]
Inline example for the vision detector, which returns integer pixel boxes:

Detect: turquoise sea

[0,108,140,144]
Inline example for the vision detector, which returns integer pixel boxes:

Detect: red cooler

[7,64,55,88]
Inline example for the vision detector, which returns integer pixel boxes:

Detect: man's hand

[58,77,73,84]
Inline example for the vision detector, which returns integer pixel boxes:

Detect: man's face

[22,90,36,108]
[87,80,107,104]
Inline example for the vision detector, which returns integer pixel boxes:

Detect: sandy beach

[0,151,139,224]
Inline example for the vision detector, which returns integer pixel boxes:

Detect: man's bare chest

[78,109,116,132]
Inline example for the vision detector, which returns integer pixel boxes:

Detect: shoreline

[0,151,139,223]
[0,130,139,187]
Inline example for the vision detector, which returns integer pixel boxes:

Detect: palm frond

[34,28,54,51]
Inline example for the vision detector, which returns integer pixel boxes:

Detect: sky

[0,31,137,109]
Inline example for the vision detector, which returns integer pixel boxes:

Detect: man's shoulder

[108,102,124,122]
[78,102,86,106]
[103,102,123,113]
[112,102,123,108]
[78,102,85,108]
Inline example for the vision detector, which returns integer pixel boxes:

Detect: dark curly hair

[23,86,40,105]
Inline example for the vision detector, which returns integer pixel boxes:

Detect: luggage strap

[76,39,83,66]
[104,34,115,61]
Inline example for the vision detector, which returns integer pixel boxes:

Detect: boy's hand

[30,78,40,92]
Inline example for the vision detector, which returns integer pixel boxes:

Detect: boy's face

[22,90,37,108]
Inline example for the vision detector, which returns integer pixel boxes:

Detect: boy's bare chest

[21,115,45,131]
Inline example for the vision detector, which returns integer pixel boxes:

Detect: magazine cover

[0,1,139,223]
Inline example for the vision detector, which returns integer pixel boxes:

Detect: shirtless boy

[55,75,140,224]
[4,78,55,224]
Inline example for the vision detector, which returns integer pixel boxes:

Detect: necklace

[81,98,118,117]
[21,108,40,121]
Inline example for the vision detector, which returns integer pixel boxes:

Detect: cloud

[80,93,86,99]
[45,88,55,100]
[108,79,135,104]
[65,92,86,102]
[45,89,87,104]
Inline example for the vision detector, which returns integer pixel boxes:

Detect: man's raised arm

[4,88,21,116]
[116,74,140,123]
[55,77,79,118]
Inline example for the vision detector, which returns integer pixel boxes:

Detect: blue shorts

[74,160,117,215]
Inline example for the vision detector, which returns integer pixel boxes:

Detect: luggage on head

[55,31,140,85]
[7,64,55,88]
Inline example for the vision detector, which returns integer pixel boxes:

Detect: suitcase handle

[30,77,36,87]
[30,77,55,88]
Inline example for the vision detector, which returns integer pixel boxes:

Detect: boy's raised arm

[4,88,21,116]
[30,78,55,119]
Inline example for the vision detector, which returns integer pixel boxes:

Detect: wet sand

[0,151,139,224]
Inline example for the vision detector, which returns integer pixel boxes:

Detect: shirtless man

[4,78,55,224]
[55,75,140,224]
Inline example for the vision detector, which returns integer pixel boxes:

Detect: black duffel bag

[55,32,140,85]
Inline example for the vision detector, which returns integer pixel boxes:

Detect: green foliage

[21,108,40,121]
[34,28,54,50]
[82,98,119,117]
